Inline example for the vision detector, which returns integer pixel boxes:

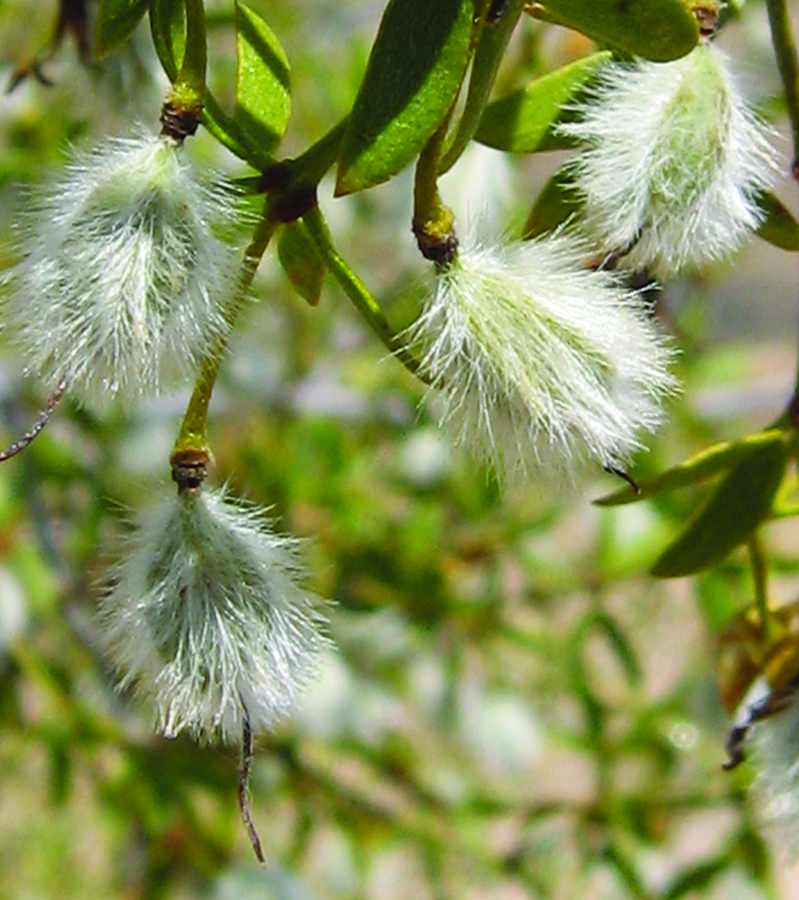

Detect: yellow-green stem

[301,205,429,383]
[413,119,455,242]
[173,209,276,456]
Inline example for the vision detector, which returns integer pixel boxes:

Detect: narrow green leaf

[150,0,185,80]
[663,859,728,899]
[475,52,610,152]
[234,2,291,162]
[528,0,698,62]
[595,429,786,507]
[201,94,259,165]
[95,0,149,57]
[601,844,647,898]
[523,169,581,238]
[651,439,787,578]
[336,0,475,196]
[278,222,326,306]
[592,611,641,685]
[755,191,799,251]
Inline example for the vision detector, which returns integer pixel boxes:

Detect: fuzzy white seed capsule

[560,43,778,277]
[410,233,676,483]
[5,134,238,403]
[743,688,799,861]
[99,488,328,744]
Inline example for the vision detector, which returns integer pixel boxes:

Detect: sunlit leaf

[526,0,698,62]
[475,52,610,152]
[95,0,149,58]
[234,2,291,163]
[336,0,475,196]
[756,191,799,251]
[595,429,787,507]
[651,439,787,578]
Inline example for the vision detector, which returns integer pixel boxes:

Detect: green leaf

[523,169,581,238]
[475,52,610,152]
[234,2,291,163]
[150,0,185,80]
[755,191,799,251]
[650,438,787,578]
[595,429,787,507]
[528,0,698,62]
[335,0,475,196]
[663,859,728,899]
[278,221,326,306]
[95,0,149,57]
[592,611,641,685]
[201,94,259,164]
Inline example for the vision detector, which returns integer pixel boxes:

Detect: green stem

[439,0,526,174]
[413,119,458,263]
[173,121,352,456]
[765,0,799,175]
[301,205,429,383]
[748,534,771,643]
[290,119,347,189]
[173,208,276,455]
[176,0,207,100]
[414,119,453,230]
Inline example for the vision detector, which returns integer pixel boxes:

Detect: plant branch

[301,205,429,383]
[173,207,275,456]
[413,120,458,264]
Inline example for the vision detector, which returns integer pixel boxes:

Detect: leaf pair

[334,0,701,197]
[98,0,291,168]
[596,431,791,578]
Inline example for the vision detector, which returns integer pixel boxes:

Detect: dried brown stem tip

[170,448,210,493]
[692,2,721,37]
[486,0,510,24]
[160,101,202,144]
[603,466,640,495]
[413,223,459,267]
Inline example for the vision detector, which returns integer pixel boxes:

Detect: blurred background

[0,1,798,897]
